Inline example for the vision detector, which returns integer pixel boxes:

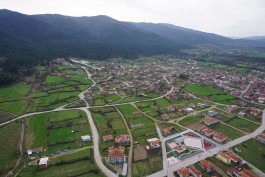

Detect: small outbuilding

[81,135,91,142]
[39,157,49,169]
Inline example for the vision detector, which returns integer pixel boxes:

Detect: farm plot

[185,84,236,105]
[117,104,162,176]
[25,110,91,155]
[17,149,104,177]
[118,104,154,129]
[89,106,129,151]
[179,115,204,127]
[0,111,16,123]
[0,121,21,176]
[26,63,92,112]
[221,117,260,133]
[208,123,243,140]
[0,82,31,115]
[233,139,265,173]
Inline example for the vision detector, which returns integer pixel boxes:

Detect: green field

[90,106,128,151]
[185,84,223,96]
[224,118,260,133]
[133,157,162,177]
[209,123,243,140]
[118,104,155,128]
[44,76,66,85]
[0,82,31,102]
[18,149,104,177]
[179,116,203,126]
[233,139,265,173]
[0,83,31,115]
[25,110,91,155]
[0,122,21,176]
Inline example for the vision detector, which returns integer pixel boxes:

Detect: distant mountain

[130,22,232,45]
[0,9,265,84]
[242,36,265,42]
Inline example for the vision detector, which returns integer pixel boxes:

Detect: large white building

[183,137,204,149]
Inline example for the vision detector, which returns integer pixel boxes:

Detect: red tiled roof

[257,133,265,139]
[217,152,231,161]
[177,167,190,176]
[225,151,240,162]
[213,132,228,141]
[199,159,213,169]
[198,125,208,132]
[108,148,125,158]
[103,135,113,140]
[188,165,202,176]
[238,169,257,177]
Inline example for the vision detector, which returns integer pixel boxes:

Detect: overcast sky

[1,0,264,37]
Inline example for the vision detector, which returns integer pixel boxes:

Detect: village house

[208,110,218,118]
[225,151,241,163]
[199,159,214,173]
[108,146,126,164]
[146,138,160,149]
[39,157,49,169]
[213,132,228,143]
[103,135,114,142]
[250,109,260,117]
[258,95,265,103]
[226,105,238,113]
[177,167,190,177]
[237,110,246,117]
[161,126,174,136]
[256,133,265,144]
[28,160,38,166]
[168,104,178,112]
[197,103,208,108]
[227,168,239,177]
[185,107,194,114]
[197,125,208,134]
[237,169,257,177]
[188,165,202,177]
[160,113,170,120]
[203,117,219,126]
[115,134,130,145]
[204,129,215,137]
[27,147,43,156]
[216,152,232,164]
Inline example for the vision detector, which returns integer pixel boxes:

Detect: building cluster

[243,80,265,103]
[197,124,228,143]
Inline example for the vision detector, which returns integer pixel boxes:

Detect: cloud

[0,0,264,37]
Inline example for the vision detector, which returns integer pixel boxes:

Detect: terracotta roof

[238,169,257,177]
[204,129,215,135]
[188,165,202,176]
[177,167,190,176]
[204,117,218,124]
[198,125,208,132]
[217,152,231,161]
[103,135,113,140]
[108,148,125,158]
[199,159,213,169]
[213,132,228,141]
[225,151,240,162]
[161,113,169,119]
[257,133,265,139]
